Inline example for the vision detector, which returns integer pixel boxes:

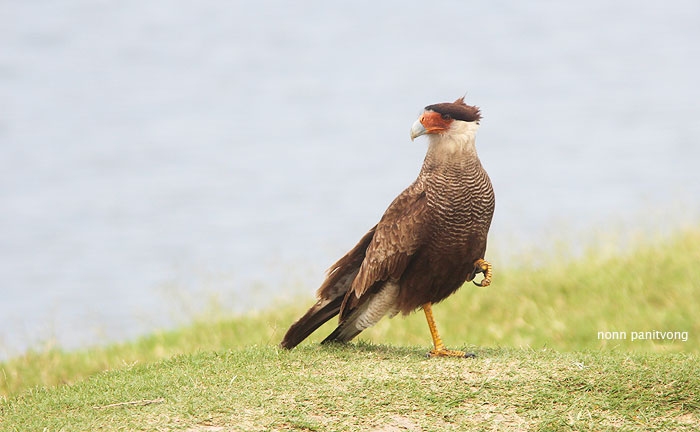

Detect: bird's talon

[472,259,492,287]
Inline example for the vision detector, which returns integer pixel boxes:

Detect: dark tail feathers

[280,225,376,349]
[279,296,343,349]
[320,321,361,345]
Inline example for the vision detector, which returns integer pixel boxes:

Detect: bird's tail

[279,296,343,349]
[321,281,399,345]
[280,225,377,349]
[320,320,362,345]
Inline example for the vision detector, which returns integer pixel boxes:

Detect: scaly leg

[423,303,474,358]
[473,258,492,287]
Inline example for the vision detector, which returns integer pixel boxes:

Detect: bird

[280,97,495,357]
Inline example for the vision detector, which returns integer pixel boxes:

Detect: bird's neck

[422,122,480,171]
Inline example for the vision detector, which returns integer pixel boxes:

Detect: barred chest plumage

[422,152,495,252]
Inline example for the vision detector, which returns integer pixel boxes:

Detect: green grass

[2,345,699,431]
[1,227,699,430]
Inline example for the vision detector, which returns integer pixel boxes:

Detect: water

[1,1,699,357]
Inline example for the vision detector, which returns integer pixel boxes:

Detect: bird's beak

[410,118,427,141]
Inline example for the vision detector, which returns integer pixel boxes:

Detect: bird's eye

[441,114,451,120]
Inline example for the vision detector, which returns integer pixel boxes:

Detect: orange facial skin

[419,110,454,134]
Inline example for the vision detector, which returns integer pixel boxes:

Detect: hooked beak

[410,118,426,141]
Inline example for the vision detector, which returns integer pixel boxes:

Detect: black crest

[425,97,481,122]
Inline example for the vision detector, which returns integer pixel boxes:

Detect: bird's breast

[425,163,494,243]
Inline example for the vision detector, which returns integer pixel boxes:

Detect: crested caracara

[280,97,495,357]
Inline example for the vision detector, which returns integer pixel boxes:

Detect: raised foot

[427,348,476,358]
[473,258,492,287]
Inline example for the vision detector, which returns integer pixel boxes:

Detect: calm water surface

[1,1,699,356]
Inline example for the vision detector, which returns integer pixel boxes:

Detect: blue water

[1,1,699,357]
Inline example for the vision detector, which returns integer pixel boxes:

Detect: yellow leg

[423,303,472,358]
[473,259,492,287]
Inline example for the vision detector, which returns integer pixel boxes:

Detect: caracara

[280,97,495,357]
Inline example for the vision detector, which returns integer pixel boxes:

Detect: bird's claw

[472,259,492,287]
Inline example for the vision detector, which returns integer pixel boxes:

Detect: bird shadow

[304,341,488,359]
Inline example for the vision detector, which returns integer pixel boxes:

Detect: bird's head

[410,97,481,141]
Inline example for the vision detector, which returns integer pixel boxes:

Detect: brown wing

[316,226,376,301]
[280,226,377,350]
[339,181,428,318]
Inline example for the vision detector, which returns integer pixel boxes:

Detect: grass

[1,226,699,430]
[1,346,699,431]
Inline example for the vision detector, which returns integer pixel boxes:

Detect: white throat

[427,121,480,156]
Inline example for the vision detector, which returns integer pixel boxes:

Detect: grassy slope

[1,227,699,430]
[2,346,699,431]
